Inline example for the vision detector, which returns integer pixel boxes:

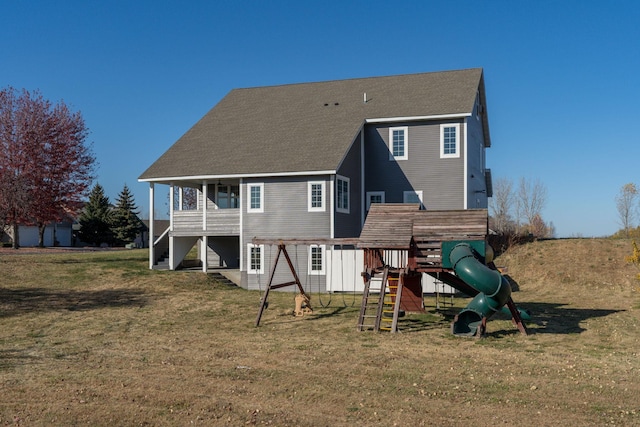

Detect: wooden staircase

[357,266,404,333]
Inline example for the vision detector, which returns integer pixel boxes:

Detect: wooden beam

[251,237,361,245]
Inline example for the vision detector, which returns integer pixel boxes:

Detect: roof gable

[140,68,486,182]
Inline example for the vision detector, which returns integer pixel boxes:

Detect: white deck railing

[172,208,240,236]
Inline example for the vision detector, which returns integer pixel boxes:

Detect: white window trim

[403,190,424,209]
[247,183,264,213]
[336,175,350,214]
[366,191,385,211]
[388,126,408,161]
[247,243,264,274]
[440,123,460,159]
[308,244,326,275]
[308,181,326,212]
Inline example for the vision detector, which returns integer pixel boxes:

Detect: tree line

[0,87,94,248]
[489,176,554,242]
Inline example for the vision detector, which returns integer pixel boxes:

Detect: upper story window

[247,244,264,274]
[308,244,326,275]
[389,126,408,160]
[336,175,350,214]
[308,181,325,212]
[440,123,460,158]
[248,183,264,213]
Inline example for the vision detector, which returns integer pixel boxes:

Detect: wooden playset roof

[358,204,488,249]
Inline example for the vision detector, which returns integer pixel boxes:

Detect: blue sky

[2,0,639,237]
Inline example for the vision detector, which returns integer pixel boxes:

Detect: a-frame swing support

[254,243,306,327]
[253,238,360,327]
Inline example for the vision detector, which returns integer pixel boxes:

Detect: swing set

[252,238,360,327]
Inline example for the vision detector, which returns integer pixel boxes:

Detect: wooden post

[255,245,284,327]
[506,297,529,335]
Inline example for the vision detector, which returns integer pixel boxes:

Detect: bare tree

[517,177,548,235]
[616,183,638,237]
[489,177,515,234]
[530,214,553,238]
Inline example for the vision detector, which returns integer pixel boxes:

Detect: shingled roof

[139,68,487,182]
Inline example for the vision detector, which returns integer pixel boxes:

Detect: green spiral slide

[448,243,512,336]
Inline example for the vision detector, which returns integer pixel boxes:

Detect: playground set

[254,205,528,337]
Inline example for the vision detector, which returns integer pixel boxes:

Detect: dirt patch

[1,242,639,426]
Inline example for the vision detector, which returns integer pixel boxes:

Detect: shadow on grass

[0,287,151,318]
[48,256,148,265]
[308,305,354,320]
[397,315,452,333]
[483,302,624,338]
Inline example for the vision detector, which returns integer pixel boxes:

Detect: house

[2,221,74,247]
[138,68,493,292]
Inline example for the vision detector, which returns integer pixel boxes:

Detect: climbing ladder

[357,266,404,333]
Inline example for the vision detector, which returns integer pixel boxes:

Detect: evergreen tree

[111,184,143,246]
[77,183,113,246]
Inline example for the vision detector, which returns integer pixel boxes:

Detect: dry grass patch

[1,241,640,426]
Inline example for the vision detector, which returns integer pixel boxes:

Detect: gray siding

[364,121,465,211]
[242,175,332,291]
[335,131,363,238]
[466,100,489,209]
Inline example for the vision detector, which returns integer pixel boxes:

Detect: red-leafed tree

[0,87,95,248]
[0,87,34,248]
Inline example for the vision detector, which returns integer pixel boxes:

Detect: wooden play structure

[357,204,528,336]
[253,205,528,337]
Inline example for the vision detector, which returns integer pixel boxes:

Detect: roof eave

[365,113,471,124]
[138,169,338,184]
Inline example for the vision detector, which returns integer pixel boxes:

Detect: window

[336,175,350,214]
[247,244,264,274]
[403,190,424,209]
[308,245,325,275]
[366,191,385,211]
[440,123,460,158]
[216,184,240,209]
[308,181,325,212]
[389,126,408,160]
[247,183,264,213]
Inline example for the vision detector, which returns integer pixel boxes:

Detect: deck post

[148,183,155,269]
